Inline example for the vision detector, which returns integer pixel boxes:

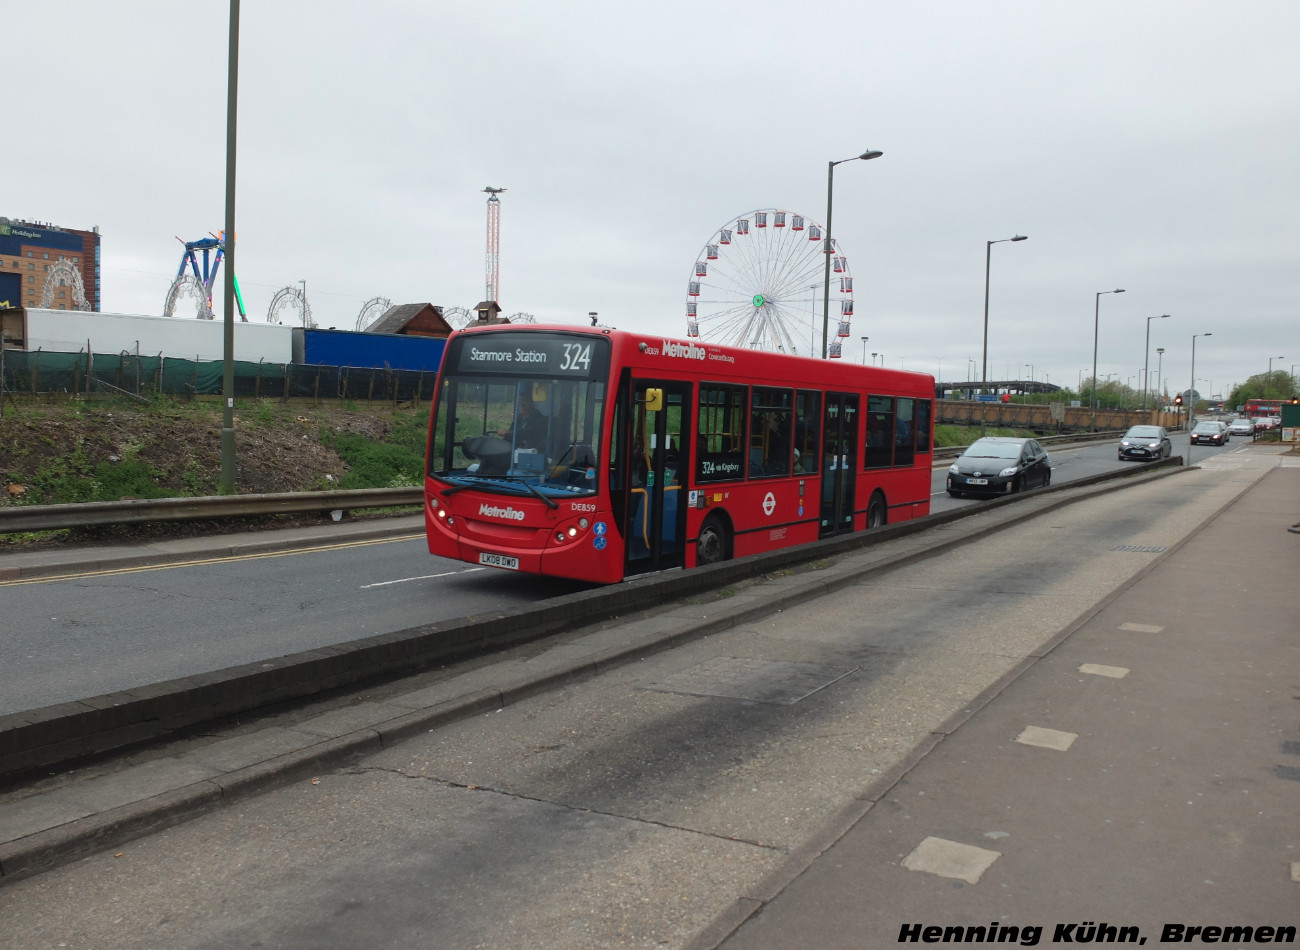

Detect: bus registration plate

[479,552,520,570]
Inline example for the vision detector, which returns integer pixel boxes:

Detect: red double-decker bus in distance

[1243,398,1283,418]
[424,325,934,584]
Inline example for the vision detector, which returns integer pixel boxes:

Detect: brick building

[0,217,101,312]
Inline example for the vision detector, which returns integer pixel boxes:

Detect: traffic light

[1174,395,1184,406]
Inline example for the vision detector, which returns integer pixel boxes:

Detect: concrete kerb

[0,459,1187,783]
[0,517,428,583]
[0,461,1196,886]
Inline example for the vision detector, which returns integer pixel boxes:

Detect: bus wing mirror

[643,388,664,412]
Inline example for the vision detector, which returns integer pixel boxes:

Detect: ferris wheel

[686,209,856,358]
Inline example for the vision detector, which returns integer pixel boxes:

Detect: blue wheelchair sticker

[593,536,607,550]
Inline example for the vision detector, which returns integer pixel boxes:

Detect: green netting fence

[0,349,438,405]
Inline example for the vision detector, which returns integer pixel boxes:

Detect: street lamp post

[220,0,241,493]
[1188,333,1212,465]
[1156,348,1165,413]
[821,149,882,358]
[981,234,1028,434]
[1142,313,1171,414]
[1268,355,1284,391]
[861,336,869,364]
[1090,288,1126,430]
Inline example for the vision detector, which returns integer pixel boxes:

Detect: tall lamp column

[1142,313,1170,414]
[821,149,882,358]
[1187,332,1212,465]
[1156,348,1165,412]
[981,234,1028,435]
[1090,288,1125,430]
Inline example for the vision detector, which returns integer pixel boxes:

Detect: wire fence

[0,348,438,409]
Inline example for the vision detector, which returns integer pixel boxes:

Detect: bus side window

[750,387,793,478]
[697,383,746,482]
[794,390,820,473]
[915,399,932,454]
[864,394,894,469]
[895,397,916,467]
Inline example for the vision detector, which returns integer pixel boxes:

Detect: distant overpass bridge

[936,379,1064,397]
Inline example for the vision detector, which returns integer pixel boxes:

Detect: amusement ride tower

[483,186,505,305]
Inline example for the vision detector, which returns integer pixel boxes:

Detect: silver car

[1118,425,1172,461]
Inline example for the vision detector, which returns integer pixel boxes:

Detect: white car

[1227,418,1256,437]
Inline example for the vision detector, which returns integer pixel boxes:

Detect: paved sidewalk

[702,460,1300,949]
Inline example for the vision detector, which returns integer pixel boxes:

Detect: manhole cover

[641,657,859,705]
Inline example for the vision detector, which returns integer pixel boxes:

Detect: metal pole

[220,0,239,493]
[981,241,992,411]
[1188,333,1212,465]
[1142,314,1169,414]
[821,150,881,359]
[981,235,1027,435]
[821,161,835,360]
[1090,288,1124,430]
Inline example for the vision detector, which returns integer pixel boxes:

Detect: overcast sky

[8,0,1298,399]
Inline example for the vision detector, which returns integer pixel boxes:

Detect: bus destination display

[452,333,610,378]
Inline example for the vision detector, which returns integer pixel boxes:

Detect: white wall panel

[24,310,293,363]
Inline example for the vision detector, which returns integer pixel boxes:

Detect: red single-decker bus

[425,325,935,584]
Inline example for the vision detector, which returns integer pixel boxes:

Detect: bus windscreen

[429,333,610,499]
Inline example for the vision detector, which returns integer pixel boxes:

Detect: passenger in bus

[894,415,911,445]
[499,393,548,451]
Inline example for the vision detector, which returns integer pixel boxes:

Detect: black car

[1118,425,1172,461]
[1189,421,1228,446]
[947,437,1051,498]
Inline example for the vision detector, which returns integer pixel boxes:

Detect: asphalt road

[0,433,1232,716]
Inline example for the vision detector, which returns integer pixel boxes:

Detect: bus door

[819,392,858,537]
[625,380,691,575]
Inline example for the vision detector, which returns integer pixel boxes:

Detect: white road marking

[1080,663,1130,678]
[1015,725,1078,751]
[901,836,1001,884]
[361,568,486,588]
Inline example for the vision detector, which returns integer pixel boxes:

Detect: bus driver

[499,392,548,451]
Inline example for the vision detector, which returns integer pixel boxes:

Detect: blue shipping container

[293,327,446,372]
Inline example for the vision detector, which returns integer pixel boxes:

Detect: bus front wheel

[697,515,730,566]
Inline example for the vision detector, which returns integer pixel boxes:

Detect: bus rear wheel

[866,492,887,529]
[697,515,730,566]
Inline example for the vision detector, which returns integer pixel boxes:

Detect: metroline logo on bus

[478,503,526,521]
[642,340,736,364]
